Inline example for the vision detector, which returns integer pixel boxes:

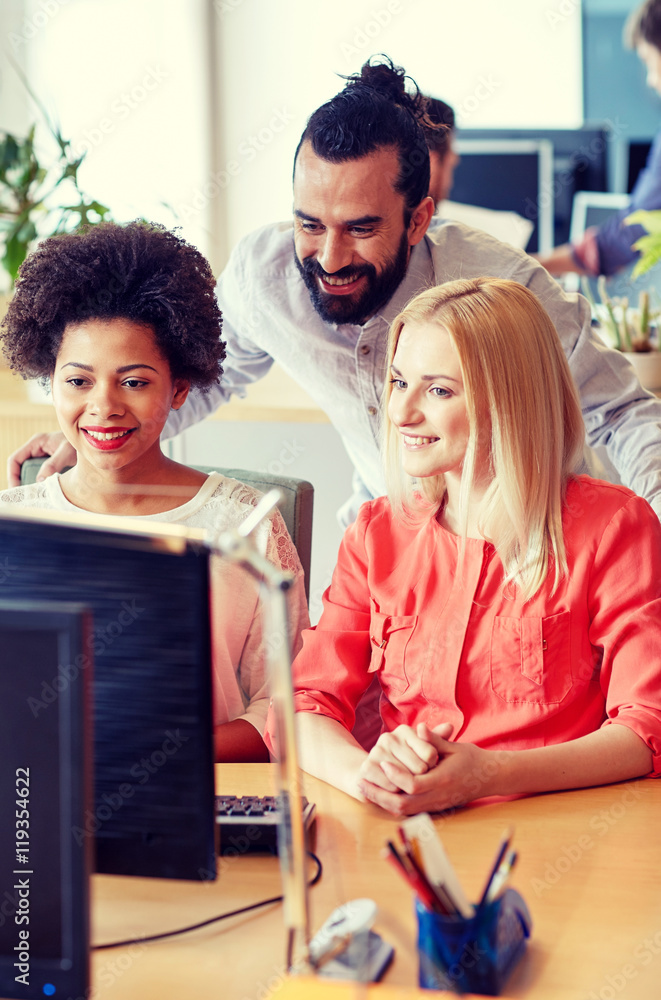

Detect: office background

[0,0,654,617]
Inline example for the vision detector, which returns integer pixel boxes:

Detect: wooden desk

[90,765,661,999]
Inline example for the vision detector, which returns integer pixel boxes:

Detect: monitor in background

[628,139,653,193]
[450,139,554,254]
[569,190,631,243]
[0,601,91,1000]
[611,137,655,196]
[455,126,612,245]
[0,508,217,881]
[566,191,634,298]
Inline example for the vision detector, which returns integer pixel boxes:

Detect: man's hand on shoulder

[7,432,75,487]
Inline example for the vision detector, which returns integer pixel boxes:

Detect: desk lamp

[214,491,393,983]
[212,490,312,972]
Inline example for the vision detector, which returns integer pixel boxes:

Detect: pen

[382,841,445,914]
[397,828,457,916]
[485,849,518,905]
[476,827,514,917]
[401,842,457,916]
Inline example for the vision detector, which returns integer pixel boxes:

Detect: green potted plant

[582,209,661,391]
[0,115,110,292]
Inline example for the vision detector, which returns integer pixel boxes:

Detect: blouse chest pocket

[490,611,572,705]
[368,610,418,695]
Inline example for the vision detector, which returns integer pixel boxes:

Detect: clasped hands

[356,722,503,816]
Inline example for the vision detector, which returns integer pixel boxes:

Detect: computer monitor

[566,191,636,298]
[0,601,92,1000]
[569,190,630,243]
[627,140,653,193]
[450,138,554,253]
[456,126,613,245]
[611,137,654,196]
[0,507,217,882]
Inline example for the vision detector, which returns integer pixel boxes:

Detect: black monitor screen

[450,139,553,253]
[628,140,652,193]
[456,126,612,245]
[0,602,91,999]
[0,508,217,882]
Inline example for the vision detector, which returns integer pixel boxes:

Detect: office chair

[19,457,314,602]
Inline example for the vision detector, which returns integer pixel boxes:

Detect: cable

[94,850,323,950]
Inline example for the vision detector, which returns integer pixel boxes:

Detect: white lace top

[0,472,310,736]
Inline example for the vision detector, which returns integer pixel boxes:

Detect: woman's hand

[357,723,505,815]
[357,723,447,793]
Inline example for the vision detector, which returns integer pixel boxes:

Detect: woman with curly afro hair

[0,221,309,762]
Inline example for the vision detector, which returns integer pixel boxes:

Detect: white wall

[1,0,582,265]
[214,0,583,253]
[2,0,213,261]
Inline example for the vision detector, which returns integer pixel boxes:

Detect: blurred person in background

[535,0,661,278]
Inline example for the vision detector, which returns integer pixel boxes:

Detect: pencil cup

[415,888,532,996]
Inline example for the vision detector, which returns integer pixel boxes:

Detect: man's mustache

[301,258,373,283]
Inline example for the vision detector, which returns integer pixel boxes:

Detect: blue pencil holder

[416,888,532,995]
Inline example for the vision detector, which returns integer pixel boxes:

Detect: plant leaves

[0,106,111,286]
[626,209,661,233]
[631,243,661,279]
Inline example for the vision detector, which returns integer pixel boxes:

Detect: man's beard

[295,231,410,326]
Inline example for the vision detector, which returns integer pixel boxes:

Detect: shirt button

[360,344,371,355]
[367,406,377,416]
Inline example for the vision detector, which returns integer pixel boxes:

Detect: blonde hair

[382,277,585,601]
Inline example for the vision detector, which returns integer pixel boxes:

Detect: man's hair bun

[344,55,429,123]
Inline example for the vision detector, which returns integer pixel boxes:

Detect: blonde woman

[265,277,661,814]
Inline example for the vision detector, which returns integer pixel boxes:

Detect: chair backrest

[19,457,314,602]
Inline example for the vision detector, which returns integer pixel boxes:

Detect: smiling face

[293,142,432,325]
[51,318,189,479]
[387,321,473,483]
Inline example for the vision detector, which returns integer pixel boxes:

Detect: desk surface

[90,765,661,999]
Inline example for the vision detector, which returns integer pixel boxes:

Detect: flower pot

[622,350,661,392]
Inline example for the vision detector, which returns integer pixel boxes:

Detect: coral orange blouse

[271,477,661,773]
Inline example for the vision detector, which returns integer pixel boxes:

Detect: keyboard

[215,794,316,855]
